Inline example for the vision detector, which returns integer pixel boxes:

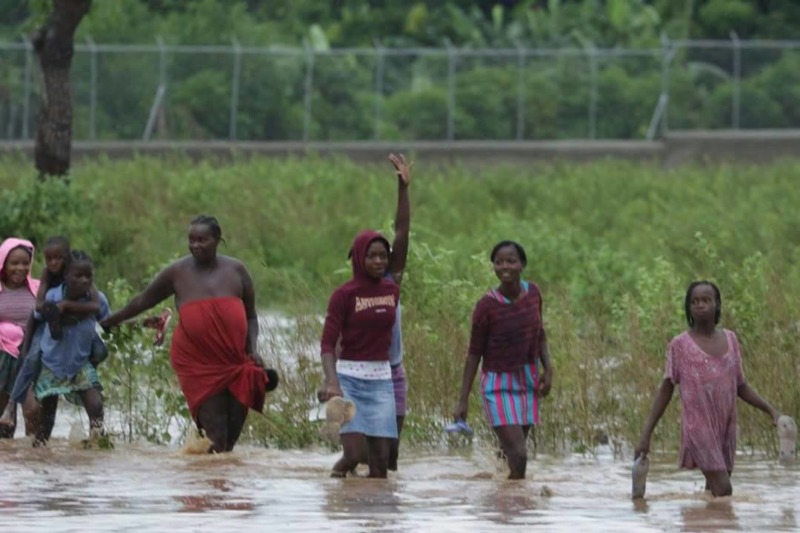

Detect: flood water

[1,411,798,533]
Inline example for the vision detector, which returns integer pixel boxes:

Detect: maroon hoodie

[320,230,399,362]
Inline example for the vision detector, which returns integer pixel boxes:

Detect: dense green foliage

[1,155,798,455]
[2,1,800,140]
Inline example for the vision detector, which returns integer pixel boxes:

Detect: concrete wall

[1,130,798,167]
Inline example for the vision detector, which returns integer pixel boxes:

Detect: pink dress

[664,329,745,472]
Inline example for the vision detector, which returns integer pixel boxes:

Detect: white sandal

[778,415,797,465]
[631,455,650,499]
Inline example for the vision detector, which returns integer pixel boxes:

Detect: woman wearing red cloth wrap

[100,215,275,453]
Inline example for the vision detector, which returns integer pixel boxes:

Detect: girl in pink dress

[635,281,782,497]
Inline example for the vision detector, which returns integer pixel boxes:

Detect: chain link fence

[2,38,800,142]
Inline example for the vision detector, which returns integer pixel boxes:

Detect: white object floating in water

[631,455,649,500]
[777,415,797,465]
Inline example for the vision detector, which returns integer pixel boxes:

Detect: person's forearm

[539,336,553,373]
[640,381,674,440]
[321,353,338,385]
[738,384,778,418]
[60,300,101,317]
[394,181,410,238]
[105,296,151,327]
[458,353,481,403]
[246,317,259,355]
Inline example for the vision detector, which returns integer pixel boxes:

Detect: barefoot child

[32,250,111,446]
[453,241,554,480]
[635,281,783,497]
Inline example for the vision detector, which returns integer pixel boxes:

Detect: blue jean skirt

[338,373,397,438]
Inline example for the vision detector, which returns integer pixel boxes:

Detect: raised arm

[239,262,263,367]
[100,265,175,329]
[635,378,675,459]
[388,153,412,284]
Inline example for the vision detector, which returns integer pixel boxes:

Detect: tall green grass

[1,154,799,455]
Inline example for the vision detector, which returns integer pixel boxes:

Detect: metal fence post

[303,43,315,142]
[143,36,168,140]
[22,35,33,140]
[660,33,672,135]
[445,39,456,141]
[731,31,741,129]
[157,35,167,87]
[515,42,526,140]
[86,35,98,139]
[587,45,598,140]
[373,41,385,140]
[229,36,241,140]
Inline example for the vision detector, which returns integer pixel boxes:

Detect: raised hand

[389,153,412,186]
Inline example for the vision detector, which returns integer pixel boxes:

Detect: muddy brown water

[1,410,797,532]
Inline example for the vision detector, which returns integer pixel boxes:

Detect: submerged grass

[1,154,799,456]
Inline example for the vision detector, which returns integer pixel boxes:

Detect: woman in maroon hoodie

[319,230,399,478]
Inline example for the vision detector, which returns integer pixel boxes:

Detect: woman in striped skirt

[453,241,554,479]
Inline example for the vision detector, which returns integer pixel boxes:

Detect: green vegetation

[1,155,799,456]
[3,1,800,140]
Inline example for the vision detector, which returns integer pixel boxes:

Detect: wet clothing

[36,285,110,379]
[170,296,268,420]
[481,361,539,427]
[320,231,399,362]
[469,281,546,427]
[338,370,397,438]
[34,362,101,402]
[469,281,546,373]
[665,329,745,472]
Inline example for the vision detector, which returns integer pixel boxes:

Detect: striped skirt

[480,362,539,427]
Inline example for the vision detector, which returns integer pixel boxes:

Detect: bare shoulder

[218,255,248,271]
[219,256,253,281]
[170,256,194,274]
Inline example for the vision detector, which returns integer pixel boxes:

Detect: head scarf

[348,230,391,286]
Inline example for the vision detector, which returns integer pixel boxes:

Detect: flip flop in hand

[142,308,172,346]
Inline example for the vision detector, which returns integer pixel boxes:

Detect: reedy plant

[0,155,798,456]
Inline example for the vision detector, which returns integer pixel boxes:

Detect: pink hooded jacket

[0,238,40,357]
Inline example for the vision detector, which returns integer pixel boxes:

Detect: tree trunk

[34,0,92,179]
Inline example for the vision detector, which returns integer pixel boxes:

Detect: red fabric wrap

[170,296,267,419]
